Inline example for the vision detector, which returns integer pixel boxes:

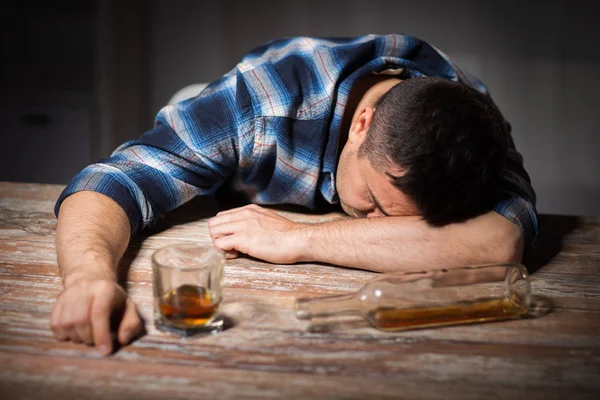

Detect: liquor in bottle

[295,263,530,331]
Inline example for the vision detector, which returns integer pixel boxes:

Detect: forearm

[301,211,523,273]
[56,191,131,287]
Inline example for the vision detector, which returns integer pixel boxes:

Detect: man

[50,34,538,356]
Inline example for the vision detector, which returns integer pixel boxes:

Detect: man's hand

[210,205,523,273]
[50,278,142,356]
[53,191,138,355]
[208,204,310,264]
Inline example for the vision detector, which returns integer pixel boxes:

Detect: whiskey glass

[152,243,225,336]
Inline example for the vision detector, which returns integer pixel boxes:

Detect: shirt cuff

[493,194,539,252]
[54,167,145,235]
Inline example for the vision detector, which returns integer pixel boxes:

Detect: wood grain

[1,181,599,399]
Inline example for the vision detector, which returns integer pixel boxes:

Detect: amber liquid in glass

[368,296,526,331]
[159,284,218,327]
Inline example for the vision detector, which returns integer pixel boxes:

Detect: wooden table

[1,181,599,399]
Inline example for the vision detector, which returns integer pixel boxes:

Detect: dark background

[1,0,599,217]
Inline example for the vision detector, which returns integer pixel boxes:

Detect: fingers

[50,303,68,341]
[212,229,243,257]
[225,250,239,259]
[50,280,142,356]
[75,323,94,346]
[209,205,284,242]
[210,211,259,228]
[209,220,251,240]
[90,296,114,356]
[214,234,244,253]
[65,325,83,344]
[215,204,266,217]
[72,295,94,345]
[208,213,260,253]
[50,291,92,345]
[117,298,143,345]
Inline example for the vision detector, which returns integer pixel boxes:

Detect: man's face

[336,144,419,219]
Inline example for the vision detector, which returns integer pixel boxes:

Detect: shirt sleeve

[55,71,252,234]
[442,60,539,252]
[493,123,539,252]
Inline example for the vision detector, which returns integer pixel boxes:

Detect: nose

[366,208,384,218]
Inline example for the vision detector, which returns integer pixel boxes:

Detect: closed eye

[367,187,390,217]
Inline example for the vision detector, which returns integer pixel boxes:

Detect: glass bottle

[295,263,531,331]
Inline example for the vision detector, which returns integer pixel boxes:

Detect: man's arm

[50,191,142,356]
[492,126,539,251]
[208,205,522,272]
[51,70,247,352]
[300,211,523,271]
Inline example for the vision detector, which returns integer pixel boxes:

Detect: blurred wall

[0,0,150,185]
[151,0,600,217]
[1,1,598,218]
[0,1,96,184]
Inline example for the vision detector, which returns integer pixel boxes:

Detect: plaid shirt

[56,34,538,249]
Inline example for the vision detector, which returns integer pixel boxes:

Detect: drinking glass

[152,243,225,336]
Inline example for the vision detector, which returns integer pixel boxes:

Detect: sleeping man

[50,34,538,355]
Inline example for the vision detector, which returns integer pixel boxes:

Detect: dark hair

[358,77,508,226]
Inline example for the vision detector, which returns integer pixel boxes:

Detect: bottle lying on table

[295,263,531,331]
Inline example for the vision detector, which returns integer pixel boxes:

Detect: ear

[348,106,375,145]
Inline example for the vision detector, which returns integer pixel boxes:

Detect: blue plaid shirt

[56,34,538,249]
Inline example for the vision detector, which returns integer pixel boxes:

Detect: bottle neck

[295,293,359,320]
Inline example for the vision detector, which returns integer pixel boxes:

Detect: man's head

[336,76,508,225]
